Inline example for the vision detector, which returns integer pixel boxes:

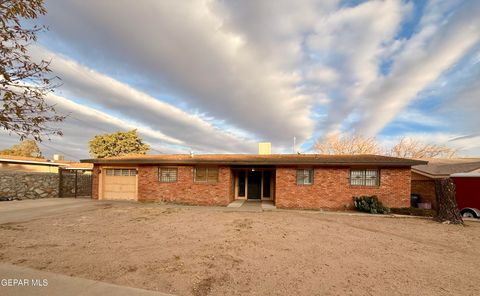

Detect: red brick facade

[137,165,234,205]
[92,164,412,210]
[411,180,436,209]
[411,172,436,209]
[275,166,411,210]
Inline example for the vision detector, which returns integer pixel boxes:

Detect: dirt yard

[0,201,479,296]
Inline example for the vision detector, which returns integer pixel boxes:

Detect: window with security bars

[159,168,178,183]
[296,169,313,185]
[194,167,218,183]
[350,169,379,186]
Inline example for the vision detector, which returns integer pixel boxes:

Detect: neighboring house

[82,154,425,210]
[411,158,480,209]
[0,154,94,200]
[54,161,94,174]
[0,155,64,173]
[0,154,94,173]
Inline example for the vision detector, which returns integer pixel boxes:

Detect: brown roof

[81,154,426,166]
[0,154,49,162]
[413,158,480,178]
[0,155,93,169]
[0,154,63,166]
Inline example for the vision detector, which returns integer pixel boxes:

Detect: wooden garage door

[103,168,137,200]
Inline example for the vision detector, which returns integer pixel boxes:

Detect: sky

[1,0,480,160]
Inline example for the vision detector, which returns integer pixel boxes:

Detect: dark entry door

[247,171,262,199]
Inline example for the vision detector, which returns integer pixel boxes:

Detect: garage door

[102,168,137,200]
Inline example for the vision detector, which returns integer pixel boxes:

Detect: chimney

[53,154,65,161]
[258,142,271,155]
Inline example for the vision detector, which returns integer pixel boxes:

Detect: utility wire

[38,141,80,161]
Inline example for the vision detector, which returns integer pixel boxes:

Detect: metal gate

[59,168,93,198]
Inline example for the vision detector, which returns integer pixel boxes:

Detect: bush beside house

[352,195,390,214]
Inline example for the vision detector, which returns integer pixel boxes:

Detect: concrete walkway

[226,200,276,212]
[0,264,173,296]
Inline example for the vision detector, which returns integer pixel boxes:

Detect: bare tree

[0,0,64,141]
[315,134,380,155]
[390,137,457,159]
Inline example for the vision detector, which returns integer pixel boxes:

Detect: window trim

[105,168,137,177]
[296,168,314,185]
[159,167,178,183]
[194,166,219,183]
[349,169,380,187]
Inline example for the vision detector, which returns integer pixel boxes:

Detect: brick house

[82,154,425,210]
[411,158,480,209]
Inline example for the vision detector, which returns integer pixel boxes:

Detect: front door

[247,171,262,199]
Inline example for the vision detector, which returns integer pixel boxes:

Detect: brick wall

[411,180,436,209]
[275,166,411,210]
[137,165,233,206]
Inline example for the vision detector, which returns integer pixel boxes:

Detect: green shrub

[390,207,436,217]
[352,195,390,214]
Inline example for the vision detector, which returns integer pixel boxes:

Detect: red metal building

[451,170,480,217]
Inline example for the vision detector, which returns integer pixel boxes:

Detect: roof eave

[0,159,65,166]
[412,168,449,179]
[81,158,424,167]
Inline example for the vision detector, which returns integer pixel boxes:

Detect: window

[105,169,136,176]
[195,167,218,183]
[159,167,177,183]
[350,169,379,186]
[296,169,313,185]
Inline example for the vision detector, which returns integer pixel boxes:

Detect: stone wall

[0,171,59,200]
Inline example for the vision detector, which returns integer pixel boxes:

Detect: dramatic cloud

[304,0,411,133]
[40,0,316,146]
[31,47,259,154]
[356,0,480,135]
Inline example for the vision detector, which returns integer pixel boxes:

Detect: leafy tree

[0,139,43,157]
[1,0,64,141]
[89,130,150,158]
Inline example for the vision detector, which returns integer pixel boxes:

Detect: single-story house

[81,154,425,210]
[0,154,94,173]
[411,158,480,209]
[0,155,64,173]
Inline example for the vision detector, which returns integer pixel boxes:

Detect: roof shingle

[413,158,480,177]
[82,154,426,166]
